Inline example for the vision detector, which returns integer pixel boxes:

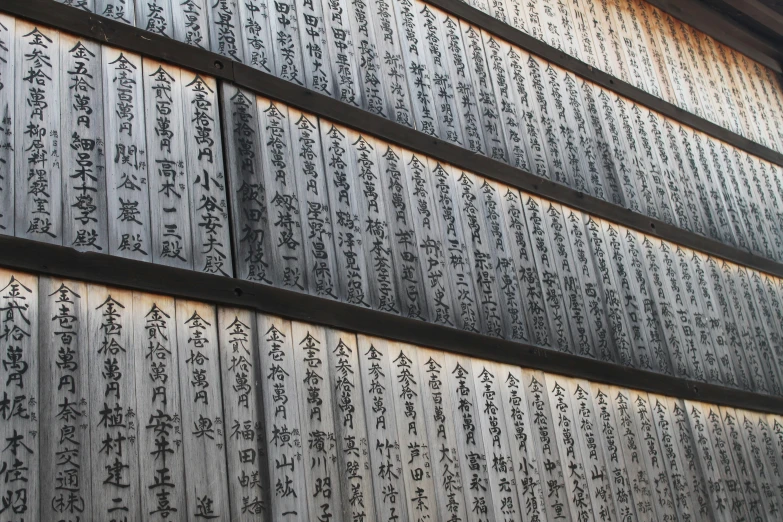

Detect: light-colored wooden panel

[39,277,92,522]
[257,314,310,519]
[60,35,108,253]
[102,47,152,260]
[236,0,274,73]
[607,0,649,93]
[95,0,136,24]
[171,0,210,49]
[221,84,274,283]
[0,14,14,234]
[318,0,361,107]
[136,0,174,37]
[55,0,96,11]
[288,108,340,300]
[176,299,231,519]
[293,0,334,96]
[15,21,62,244]
[753,412,783,514]
[325,328,378,522]
[143,59,194,269]
[87,283,141,521]
[593,0,631,84]
[207,0,244,62]
[181,72,233,276]
[357,334,410,522]
[342,0,388,118]
[219,307,271,520]
[133,291,187,521]
[671,17,719,125]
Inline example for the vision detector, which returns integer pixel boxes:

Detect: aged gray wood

[443,350,497,522]
[95,0,135,24]
[102,47,152,261]
[0,14,14,235]
[133,291,187,521]
[256,314,309,518]
[738,409,783,517]
[542,373,596,522]
[55,0,96,11]
[288,108,340,300]
[136,0,174,37]
[357,334,410,522]
[15,21,62,245]
[171,0,210,49]
[318,0,361,107]
[318,121,372,307]
[206,0,244,63]
[176,300,230,519]
[416,347,470,522]
[292,0,334,96]
[755,412,783,515]
[39,277,92,522]
[60,34,109,253]
[325,328,378,522]
[87,283,141,521]
[290,321,344,522]
[342,0,388,118]
[236,0,274,73]
[221,84,274,283]
[218,307,271,521]
[143,59,194,270]
[182,72,233,276]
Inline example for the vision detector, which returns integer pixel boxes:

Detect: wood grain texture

[170,0,210,50]
[236,0,274,73]
[135,0,174,37]
[206,0,244,63]
[0,14,14,234]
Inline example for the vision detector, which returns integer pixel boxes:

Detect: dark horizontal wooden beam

[5,1,783,277]
[2,234,782,414]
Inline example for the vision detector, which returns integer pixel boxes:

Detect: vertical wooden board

[636,232,691,380]
[606,0,649,93]
[501,0,528,36]
[87,283,141,521]
[554,0,582,59]
[464,0,490,17]
[536,0,566,53]
[378,146,430,322]
[60,35,109,253]
[482,33,532,173]
[416,348,470,522]
[343,0,389,119]
[219,308,271,520]
[621,0,664,99]
[400,150,456,328]
[517,0,545,42]
[739,153,783,261]
[626,390,680,520]
[754,159,783,260]
[256,314,309,519]
[0,270,38,522]
[495,183,554,349]
[459,20,507,163]
[102,47,152,261]
[757,412,783,512]
[495,363,547,522]
[181,73,233,276]
[442,351,497,522]
[15,22,62,244]
[732,408,780,519]
[566,0,600,69]
[587,382,640,521]
[520,368,574,522]
[578,0,616,81]
[207,0,244,62]
[133,292,188,521]
[346,130,401,314]
[255,97,308,292]
[470,359,525,522]
[686,25,734,131]
[136,0,175,37]
[417,4,465,146]
[290,322,344,522]
[582,215,634,367]
[593,0,631,84]
[673,245,725,385]
[366,0,414,129]
[747,270,783,384]
[319,0,361,108]
[670,17,719,126]
[171,0,210,49]
[605,386,660,522]
[95,0,136,24]
[387,342,440,522]
[176,299,231,519]
[541,199,595,359]
[564,379,620,521]
[56,0,96,11]
[542,373,597,522]
[143,59,194,270]
[0,14,14,235]
[236,0,274,73]
[504,45,551,182]
[356,334,410,522]
[454,170,511,339]
[294,0,334,96]
[220,84,274,284]
[764,273,783,367]
[689,251,740,389]
[715,43,757,142]
[437,10,487,156]
[317,121,372,307]
[39,277,92,522]
[521,193,574,353]
[485,0,508,24]
[389,0,439,138]
[753,62,783,151]
[288,108,340,300]
[632,0,676,104]
[325,328,377,522]
[730,52,774,149]
[620,227,673,375]
[697,34,746,137]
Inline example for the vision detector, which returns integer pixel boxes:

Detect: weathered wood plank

[206,0,244,62]
[218,307,271,520]
[236,0,274,73]
[0,14,14,235]
[170,0,210,50]
[318,0,361,107]
[95,0,135,24]
[15,21,62,244]
[292,0,334,96]
[135,0,174,37]
[176,299,231,519]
